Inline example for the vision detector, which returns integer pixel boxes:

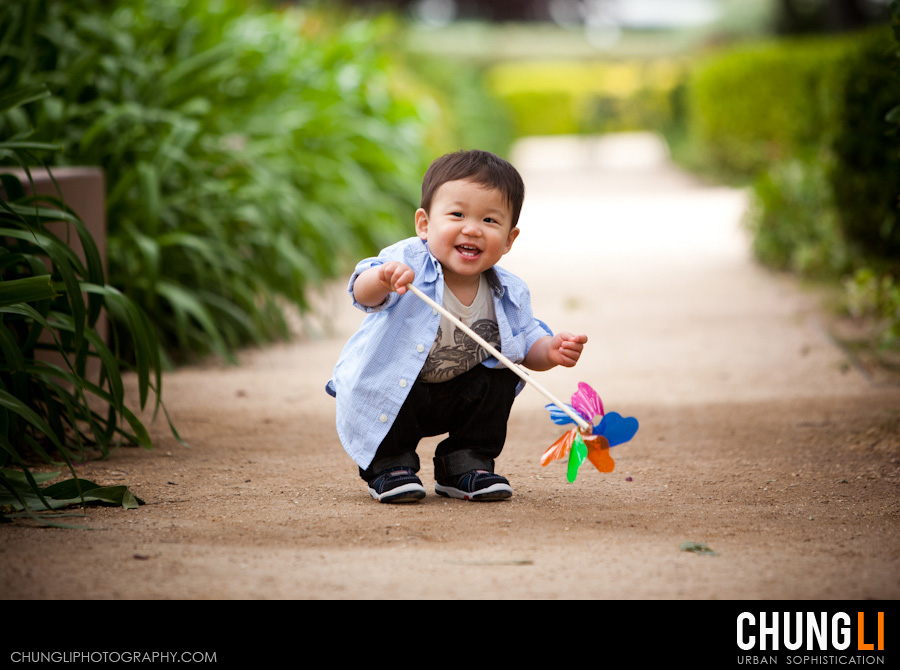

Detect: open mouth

[456,244,482,259]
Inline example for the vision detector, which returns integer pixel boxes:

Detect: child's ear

[502,225,520,254]
[414,208,428,240]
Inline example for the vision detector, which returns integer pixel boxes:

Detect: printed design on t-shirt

[419,319,500,382]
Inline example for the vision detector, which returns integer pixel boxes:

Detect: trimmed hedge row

[486,59,684,137]
[830,29,900,262]
[682,28,900,260]
[675,26,900,346]
[680,35,854,178]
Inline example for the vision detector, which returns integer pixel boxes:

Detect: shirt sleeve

[505,278,553,361]
[525,316,554,354]
[347,256,401,313]
[489,274,554,368]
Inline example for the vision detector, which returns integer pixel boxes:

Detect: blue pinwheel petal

[545,403,581,425]
[594,412,639,447]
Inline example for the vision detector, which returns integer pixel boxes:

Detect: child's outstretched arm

[523,332,588,371]
[352,261,415,307]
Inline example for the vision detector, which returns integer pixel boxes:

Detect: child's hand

[547,332,588,368]
[353,261,416,307]
[377,261,415,296]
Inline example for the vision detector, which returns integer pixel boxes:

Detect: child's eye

[451,212,463,218]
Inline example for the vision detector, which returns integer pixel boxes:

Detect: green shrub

[678,29,900,259]
[683,35,854,179]
[0,0,431,363]
[828,30,900,262]
[402,55,515,158]
[744,155,851,278]
[1,84,172,524]
[679,24,900,350]
[835,2,900,349]
[843,268,900,347]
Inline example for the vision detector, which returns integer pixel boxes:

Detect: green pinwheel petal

[567,432,588,482]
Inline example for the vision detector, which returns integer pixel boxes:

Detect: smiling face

[415,178,519,297]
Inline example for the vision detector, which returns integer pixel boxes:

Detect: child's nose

[461,221,482,236]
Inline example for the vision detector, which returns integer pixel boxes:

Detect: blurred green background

[4,0,897,363]
[1,0,898,493]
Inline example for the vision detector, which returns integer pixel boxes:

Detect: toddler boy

[326,150,587,502]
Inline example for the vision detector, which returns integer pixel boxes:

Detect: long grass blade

[0,85,50,114]
[0,275,57,306]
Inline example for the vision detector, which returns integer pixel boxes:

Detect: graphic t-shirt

[418,273,501,383]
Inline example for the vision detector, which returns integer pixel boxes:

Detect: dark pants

[359,365,520,483]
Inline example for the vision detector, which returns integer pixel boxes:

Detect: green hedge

[680,34,857,179]
[678,25,900,346]
[829,30,900,262]
[1,0,434,363]
[486,59,685,137]
[681,28,900,258]
[744,155,850,278]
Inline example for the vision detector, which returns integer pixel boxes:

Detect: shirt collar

[485,267,505,298]
[420,239,441,285]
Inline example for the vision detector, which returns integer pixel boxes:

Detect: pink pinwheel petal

[570,382,604,423]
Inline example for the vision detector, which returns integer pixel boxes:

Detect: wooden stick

[405,283,592,433]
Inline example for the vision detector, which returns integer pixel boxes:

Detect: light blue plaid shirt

[326,236,553,469]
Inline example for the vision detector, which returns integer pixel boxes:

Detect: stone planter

[2,166,108,381]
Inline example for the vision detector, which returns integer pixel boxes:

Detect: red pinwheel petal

[541,429,576,466]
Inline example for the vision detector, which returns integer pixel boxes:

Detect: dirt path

[4,134,899,600]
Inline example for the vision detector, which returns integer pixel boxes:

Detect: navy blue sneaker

[367,468,426,503]
[435,470,512,501]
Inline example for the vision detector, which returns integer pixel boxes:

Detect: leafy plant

[744,154,851,278]
[1,468,144,529]
[402,53,515,158]
[1,0,430,363]
[843,268,900,348]
[677,25,900,351]
[1,83,172,525]
[680,541,718,556]
[828,29,900,262]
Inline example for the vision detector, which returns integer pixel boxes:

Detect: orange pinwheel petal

[585,435,614,472]
[541,429,576,467]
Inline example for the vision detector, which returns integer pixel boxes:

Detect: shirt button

[399,379,407,388]
[432,308,438,315]
[379,414,388,423]
[416,344,425,352]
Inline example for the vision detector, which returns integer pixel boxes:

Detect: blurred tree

[776,0,889,33]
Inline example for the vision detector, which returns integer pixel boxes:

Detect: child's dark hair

[420,150,525,227]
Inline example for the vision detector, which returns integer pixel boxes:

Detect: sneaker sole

[368,483,426,503]
[435,482,512,501]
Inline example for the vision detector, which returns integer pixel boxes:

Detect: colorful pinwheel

[542,382,639,482]
[404,286,638,483]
